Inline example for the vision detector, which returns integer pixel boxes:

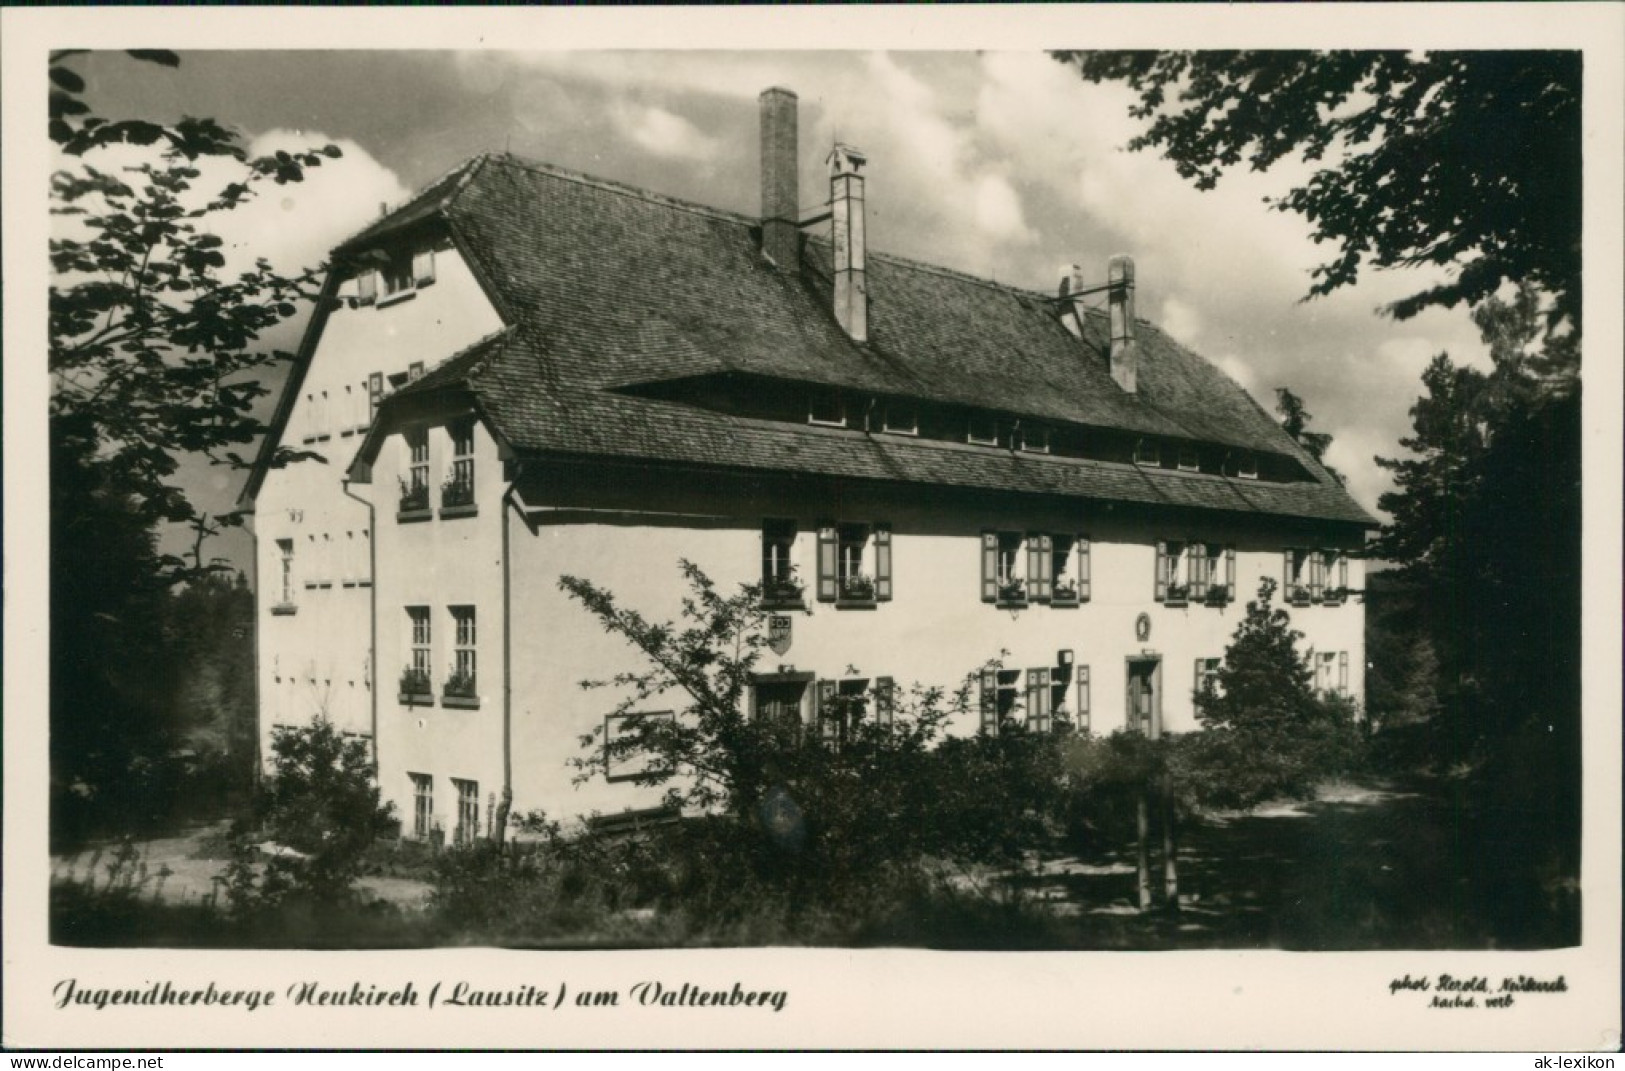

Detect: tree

[1053,51,1581,336]
[1275,387,1342,485]
[236,718,396,906]
[49,51,339,838]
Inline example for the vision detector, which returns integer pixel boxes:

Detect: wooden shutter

[876,676,895,729]
[1190,544,1208,600]
[1225,546,1237,596]
[978,668,998,732]
[1029,533,1053,602]
[1338,651,1349,695]
[981,532,999,603]
[1026,668,1051,732]
[874,524,893,601]
[413,249,436,287]
[1337,553,1349,590]
[367,372,384,423]
[1310,550,1326,600]
[1283,549,1294,593]
[356,270,377,306]
[816,525,838,602]
[1078,538,1092,602]
[1154,541,1168,602]
[1077,666,1090,729]
[816,680,838,742]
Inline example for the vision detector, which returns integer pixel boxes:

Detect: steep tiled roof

[352,153,1373,528]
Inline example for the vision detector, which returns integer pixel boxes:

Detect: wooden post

[1136,788,1152,912]
[1162,776,1179,910]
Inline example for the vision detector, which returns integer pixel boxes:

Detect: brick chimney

[759,87,799,273]
[1108,254,1138,393]
[829,143,868,342]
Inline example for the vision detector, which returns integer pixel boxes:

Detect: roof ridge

[483,152,756,227]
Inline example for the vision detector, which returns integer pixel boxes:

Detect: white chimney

[1058,263,1087,339]
[829,143,868,342]
[1108,254,1138,393]
[759,87,800,273]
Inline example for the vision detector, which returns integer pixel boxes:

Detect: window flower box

[1165,582,1190,606]
[398,667,433,704]
[1051,580,1080,607]
[1321,586,1349,606]
[761,577,806,609]
[441,475,475,510]
[442,669,479,708]
[996,579,1028,606]
[838,573,876,605]
[1204,583,1232,606]
[1287,584,1313,607]
[397,478,431,520]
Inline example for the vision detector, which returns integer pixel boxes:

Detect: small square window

[1021,425,1051,454]
[1177,446,1200,472]
[1226,450,1259,479]
[967,413,999,447]
[1134,438,1161,466]
[808,388,846,428]
[882,401,918,436]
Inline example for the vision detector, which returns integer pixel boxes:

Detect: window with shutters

[816,678,871,746]
[1074,665,1091,733]
[1314,651,1339,694]
[377,246,436,307]
[981,531,1027,605]
[977,668,1022,733]
[1195,657,1222,699]
[410,773,434,840]
[442,418,476,513]
[1189,542,1237,606]
[817,522,891,606]
[751,677,810,738]
[452,778,480,846]
[760,520,804,608]
[1154,541,1191,605]
[1284,548,1318,605]
[1318,549,1352,604]
[1024,668,1053,733]
[1050,535,1092,606]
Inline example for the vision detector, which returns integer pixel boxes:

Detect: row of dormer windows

[803,385,1266,481]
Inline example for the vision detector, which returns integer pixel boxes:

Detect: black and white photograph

[5,5,1620,1052]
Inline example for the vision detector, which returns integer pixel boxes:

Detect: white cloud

[1159,295,1205,347]
[610,103,717,160]
[973,174,1033,244]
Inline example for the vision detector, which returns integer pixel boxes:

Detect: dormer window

[374,247,435,308]
[1020,425,1051,455]
[967,413,999,447]
[1177,446,1200,472]
[808,388,846,428]
[1224,450,1259,479]
[1134,438,1161,466]
[882,400,918,436]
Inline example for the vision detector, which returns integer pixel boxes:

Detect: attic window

[967,413,999,447]
[375,247,436,308]
[1020,425,1051,455]
[1177,446,1200,472]
[1224,450,1259,480]
[1133,438,1161,466]
[882,401,918,436]
[808,388,846,428]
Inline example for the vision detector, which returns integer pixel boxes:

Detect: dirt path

[51,823,433,909]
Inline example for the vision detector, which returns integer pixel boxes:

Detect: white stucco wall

[253,241,505,777]
[491,466,1367,824]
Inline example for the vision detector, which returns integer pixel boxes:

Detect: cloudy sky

[65,48,1496,570]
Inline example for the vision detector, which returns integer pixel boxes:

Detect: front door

[1127,659,1161,739]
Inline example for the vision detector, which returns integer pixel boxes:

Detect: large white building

[242,88,1374,843]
